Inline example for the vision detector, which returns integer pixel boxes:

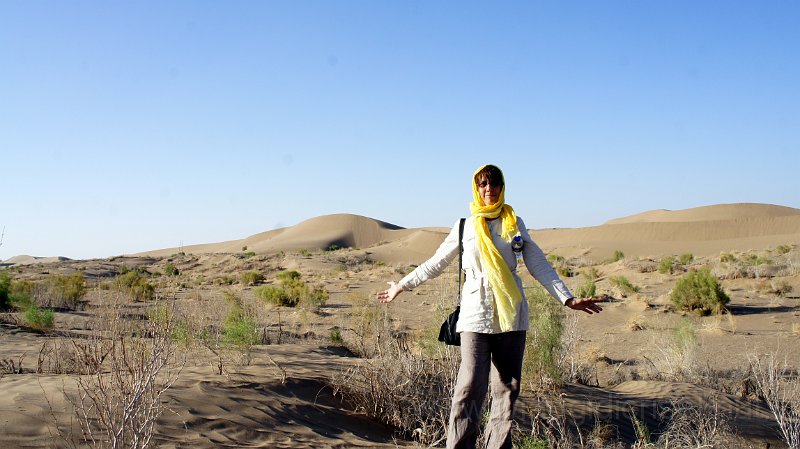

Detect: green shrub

[222,306,260,347]
[611,250,625,262]
[330,326,343,344]
[524,285,564,387]
[212,276,235,285]
[0,271,10,310]
[678,253,694,265]
[670,269,729,315]
[674,317,697,354]
[113,271,155,302]
[254,272,328,310]
[240,271,265,286]
[556,266,571,277]
[164,263,179,276]
[23,304,54,331]
[326,244,341,252]
[776,244,792,255]
[242,246,248,251]
[719,253,736,263]
[610,276,639,295]
[243,251,256,258]
[299,249,311,257]
[659,256,676,274]
[574,279,597,298]
[547,254,565,265]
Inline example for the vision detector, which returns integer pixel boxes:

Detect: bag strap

[457,217,465,305]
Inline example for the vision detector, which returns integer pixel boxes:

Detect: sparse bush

[326,244,341,252]
[547,254,565,265]
[719,252,736,263]
[678,253,694,265]
[255,271,328,311]
[240,271,265,286]
[42,273,86,309]
[242,251,256,258]
[277,270,301,283]
[610,250,624,262]
[776,244,793,255]
[222,305,260,347]
[769,280,793,297]
[23,304,54,331]
[659,256,676,274]
[556,266,571,277]
[164,263,179,276]
[330,326,343,344]
[656,397,739,448]
[670,269,729,315]
[524,285,564,388]
[113,271,155,302]
[610,275,639,296]
[299,249,311,257]
[750,352,800,449]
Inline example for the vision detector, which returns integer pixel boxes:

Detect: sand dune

[6,203,800,264]
[605,203,800,224]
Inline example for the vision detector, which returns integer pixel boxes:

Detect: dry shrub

[749,352,800,449]
[655,397,742,448]
[69,294,182,449]
[330,342,458,446]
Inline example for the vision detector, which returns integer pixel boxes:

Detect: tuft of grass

[678,253,694,265]
[670,269,729,315]
[574,279,596,298]
[776,244,792,255]
[299,249,311,257]
[547,254,565,265]
[719,252,737,263]
[330,326,343,344]
[222,305,260,347]
[610,275,640,296]
[659,256,676,274]
[242,251,256,258]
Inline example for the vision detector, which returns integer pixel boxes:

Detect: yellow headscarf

[469,164,523,332]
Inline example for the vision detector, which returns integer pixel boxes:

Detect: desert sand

[1,203,799,448]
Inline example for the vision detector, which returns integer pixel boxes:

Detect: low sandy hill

[135,214,414,258]
[605,203,800,224]
[2,255,71,265]
[534,203,800,259]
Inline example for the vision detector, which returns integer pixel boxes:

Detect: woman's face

[477,175,502,206]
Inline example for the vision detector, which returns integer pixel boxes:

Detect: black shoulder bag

[437,218,466,346]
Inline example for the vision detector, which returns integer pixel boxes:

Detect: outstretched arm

[376,281,404,303]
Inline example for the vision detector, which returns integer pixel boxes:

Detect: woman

[377,164,602,449]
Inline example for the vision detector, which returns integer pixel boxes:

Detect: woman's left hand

[565,297,604,314]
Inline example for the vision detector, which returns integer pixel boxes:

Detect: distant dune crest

[605,203,800,225]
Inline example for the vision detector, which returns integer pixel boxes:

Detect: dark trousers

[446,331,526,449]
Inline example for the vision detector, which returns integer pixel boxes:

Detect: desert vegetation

[0,237,798,449]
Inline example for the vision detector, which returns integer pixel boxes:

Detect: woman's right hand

[377,281,404,303]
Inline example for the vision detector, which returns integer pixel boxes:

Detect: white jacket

[398,215,573,333]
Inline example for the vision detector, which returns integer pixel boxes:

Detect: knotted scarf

[469,164,523,331]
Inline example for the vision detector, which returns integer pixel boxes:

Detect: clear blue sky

[2,1,798,260]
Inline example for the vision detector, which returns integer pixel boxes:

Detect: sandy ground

[2,203,799,448]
